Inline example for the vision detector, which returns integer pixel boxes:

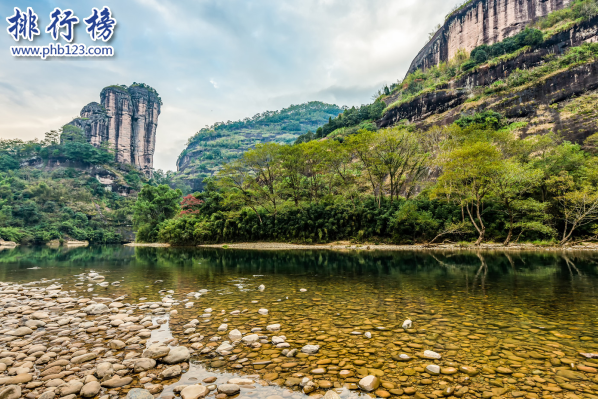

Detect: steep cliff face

[408,0,570,74]
[69,84,161,174]
[379,15,598,144]
[380,15,598,138]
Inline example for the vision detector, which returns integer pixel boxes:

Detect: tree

[491,160,543,245]
[133,185,182,242]
[243,143,284,217]
[433,141,502,245]
[548,172,598,245]
[217,160,264,224]
[370,128,428,201]
[180,194,204,216]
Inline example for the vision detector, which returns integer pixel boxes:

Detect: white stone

[258,284,265,291]
[181,384,208,399]
[266,324,281,331]
[242,334,259,344]
[301,344,320,354]
[258,308,268,315]
[229,329,242,341]
[358,375,380,392]
[426,364,440,375]
[365,332,372,339]
[423,350,442,360]
[272,336,285,344]
[216,343,234,355]
[402,319,412,329]
[218,324,228,332]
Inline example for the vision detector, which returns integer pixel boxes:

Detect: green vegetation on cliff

[174,102,342,189]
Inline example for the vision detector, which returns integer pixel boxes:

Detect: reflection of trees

[473,253,488,294]
[563,255,583,277]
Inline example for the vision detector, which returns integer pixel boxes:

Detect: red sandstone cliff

[407,0,571,75]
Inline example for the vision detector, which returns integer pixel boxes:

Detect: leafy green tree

[133,185,182,242]
[490,160,543,245]
[433,141,502,245]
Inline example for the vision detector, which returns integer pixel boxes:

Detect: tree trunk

[504,210,514,246]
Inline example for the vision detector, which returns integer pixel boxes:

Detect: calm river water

[1,246,597,399]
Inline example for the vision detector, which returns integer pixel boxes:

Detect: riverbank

[124,243,171,248]
[198,241,598,252]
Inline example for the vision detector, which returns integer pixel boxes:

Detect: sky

[0,0,458,171]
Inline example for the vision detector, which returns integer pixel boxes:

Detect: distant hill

[174,101,343,190]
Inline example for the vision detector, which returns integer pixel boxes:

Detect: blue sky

[0,0,457,170]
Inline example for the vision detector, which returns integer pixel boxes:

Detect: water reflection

[2,246,598,398]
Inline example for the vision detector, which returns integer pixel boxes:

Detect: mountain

[174,101,343,190]
[311,0,598,144]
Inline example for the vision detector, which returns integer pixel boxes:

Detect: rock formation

[380,15,598,143]
[69,84,161,175]
[407,0,570,75]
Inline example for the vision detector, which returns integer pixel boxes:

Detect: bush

[468,28,543,69]
[0,227,25,242]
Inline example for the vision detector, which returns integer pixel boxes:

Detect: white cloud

[0,0,462,170]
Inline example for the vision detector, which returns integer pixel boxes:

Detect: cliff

[408,0,571,74]
[379,14,598,143]
[69,84,161,175]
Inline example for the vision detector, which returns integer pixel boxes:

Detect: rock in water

[324,391,341,399]
[162,346,190,364]
[181,384,209,399]
[359,375,380,392]
[302,345,320,354]
[365,332,372,339]
[426,364,440,375]
[424,350,442,359]
[258,308,269,315]
[143,344,170,359]
[229,329,242,341]
[402,319,412,329]
[160,365,182,379]
[218,384,241,395]
[242,334,259,344]
[126,389,155,399]
[258,284,265,291]
[216,343,234,354]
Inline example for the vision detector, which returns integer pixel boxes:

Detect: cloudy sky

[0,0,457,170]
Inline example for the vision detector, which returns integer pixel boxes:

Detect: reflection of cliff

[69,84,161,175]
[408,0,570,74]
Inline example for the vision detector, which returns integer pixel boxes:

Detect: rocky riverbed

[1,251,598,399]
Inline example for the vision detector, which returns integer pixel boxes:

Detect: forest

[134,111,598,247]
[0,126,169,245]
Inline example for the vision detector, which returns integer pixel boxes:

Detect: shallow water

[2,246,598,398]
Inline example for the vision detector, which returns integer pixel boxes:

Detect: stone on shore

[181,384,209,399]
